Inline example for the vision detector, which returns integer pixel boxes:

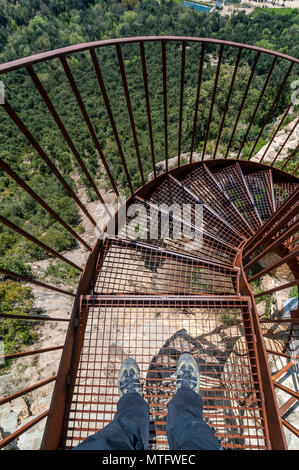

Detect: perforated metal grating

[149,176,244,248]
[64,297,269,450]
[213,164,262,231]
[244,170,274,224]
[117,198,238,266]
[179,164,253,239]
[94,238,239,295]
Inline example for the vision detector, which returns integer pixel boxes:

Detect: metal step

[178,163,254,239]
[63,295,269,450]
[94,237,240,295]
[169,174,246,242]
[118,197,238,266]
[273,180,299,209]
[243,169,275,224]
[212,163,262,231]
[149,174,244,248]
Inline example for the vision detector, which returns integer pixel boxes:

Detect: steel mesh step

[94,237,239,295]
[273,180,299,209]
[179,164,253,239]
[118,198,238,266]
[149,175,244,248]
[64,296,269,450]
[212,163,262,231]
[244,169,274,224]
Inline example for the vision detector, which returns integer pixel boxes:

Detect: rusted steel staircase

[42,161,298,451]
[0,37,298,451]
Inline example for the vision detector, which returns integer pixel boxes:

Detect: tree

[0,281,38,362]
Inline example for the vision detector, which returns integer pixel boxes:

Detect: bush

[44,260,80,286]
[0,280,38,371]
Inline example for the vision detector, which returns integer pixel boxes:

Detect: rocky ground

[251,115,299,165]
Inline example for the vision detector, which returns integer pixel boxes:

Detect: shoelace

[177,365,197,388]
[120,368,140,393]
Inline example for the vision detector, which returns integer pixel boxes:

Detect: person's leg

[73,391,149,450]
[73,358,150,450]
[166,387,222,450]
[166,353,222,450]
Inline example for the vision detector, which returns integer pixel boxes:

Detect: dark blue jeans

[73,387,222,450]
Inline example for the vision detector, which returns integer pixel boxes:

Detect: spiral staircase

[0,37,298,450]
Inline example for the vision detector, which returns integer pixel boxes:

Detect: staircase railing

[242,187,299,442]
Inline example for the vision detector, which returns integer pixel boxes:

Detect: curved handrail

[0,36,298,75]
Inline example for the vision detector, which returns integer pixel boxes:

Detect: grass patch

[250,278,272,319]
[0,280,39,374]
[290,285,298,298]
[44,261,80,286]
[220,313,239,326]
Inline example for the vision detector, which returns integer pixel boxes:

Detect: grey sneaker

[176,353,200,393]
[118,357,142,398]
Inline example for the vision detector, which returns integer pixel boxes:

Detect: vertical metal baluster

[89,48,134,194]
[213,47,242,159]
[60,55,119,199]
[282,142,299,171]
[248,61,294,160]
[0,157,91,251]
[140,41,156,178]
[162,41,168,173]
[225,52,260,159]
[271,116,299,167]
[178,41,186,167]
[202,44,224,161]
[293,155,299,175]
[3,101,96,226]
[260,103,292,163]
[116,44,145,186]
[190,42,205,163]
[27,64,111,211]
[237,55,277,159]
[0,214,82,271]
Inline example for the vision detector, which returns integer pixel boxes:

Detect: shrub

[0,280,38,372]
